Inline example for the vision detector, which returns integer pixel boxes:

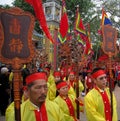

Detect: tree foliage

[101,0,120,37]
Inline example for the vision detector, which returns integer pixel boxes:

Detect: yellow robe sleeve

[79,80,84,92]
[54,95,80,121]
[5,102,15,121]
[48,74,55,86]
[21,99,66,121]
[47,83,57,101]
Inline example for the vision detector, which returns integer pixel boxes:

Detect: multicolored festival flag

[101,8,112,26]
[25,0,54,43]
[77,34,85,47]
[57,0,69,44]
[74,8,87,42]
[98,8,112,35]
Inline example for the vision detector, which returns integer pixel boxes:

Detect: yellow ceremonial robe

[68,80,84,97]
[54,95,81,121]
[47,74,55,86]
[21,99,65,121]
[6,99,65,121]
[47,80,84,101]
[84,87,118,121]
[5,102,15,121]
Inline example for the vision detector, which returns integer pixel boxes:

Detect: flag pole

[108,53,113,120]
[75,6,80,120]
[102,25,117,121]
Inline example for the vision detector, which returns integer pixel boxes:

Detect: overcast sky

[0,0,14,6]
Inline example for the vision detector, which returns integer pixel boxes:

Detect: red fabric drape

[63,96,76,121]
[34,103,48,121]
[25,0,54,43]
[95,87,112,121]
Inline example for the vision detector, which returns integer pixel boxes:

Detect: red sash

[70,81,76,89]
[34,103,48,121]
[63,96,77,121]
[95,87,112,121]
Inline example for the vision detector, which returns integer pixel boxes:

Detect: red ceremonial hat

[26,72,47,85]
[44,67,50,72]
[53,71,61,77]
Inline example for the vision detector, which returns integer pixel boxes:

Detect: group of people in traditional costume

[0,62,118,121]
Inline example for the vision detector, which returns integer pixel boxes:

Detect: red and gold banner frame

[0,7,35,121]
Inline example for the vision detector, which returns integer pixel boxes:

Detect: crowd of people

[0,62,119,121]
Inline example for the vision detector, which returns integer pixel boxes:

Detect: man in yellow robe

[67,71,84,97]
[47,71,61,100]
[84,68,118,121]
[47,71,84,101]
[6,72,65,121]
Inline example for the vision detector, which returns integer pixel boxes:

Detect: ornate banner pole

[76,67,80,120]
[102,24,117,120]
[0,7,35,121]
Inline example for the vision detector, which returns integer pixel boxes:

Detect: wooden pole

[0,7,35,121]
[76,76,80,119]
[13,69,21,121]
[75,59,80,119]
[108,53,113,120]
[102,25,117,120]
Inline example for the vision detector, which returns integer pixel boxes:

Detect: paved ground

[0,85,120,121]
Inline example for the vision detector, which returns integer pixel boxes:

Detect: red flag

[58,0,69,44]
[84,24,91,55]
[25,0,54,43]
[84,36,91,55]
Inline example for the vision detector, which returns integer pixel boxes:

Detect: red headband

[56,82,67,90]
[54,71,61,77]
[92,70,106,79]
[69,71,75,75]
[26,72,47,85]
[44,67,50,72]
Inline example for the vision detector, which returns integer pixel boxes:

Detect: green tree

[12,0,98,41]
[101,0,120,37]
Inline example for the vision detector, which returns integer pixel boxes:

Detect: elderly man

[8,72,65,121]
[84,68,118,121]
[21,72,65,121]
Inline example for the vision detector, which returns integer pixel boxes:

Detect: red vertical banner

[25,0,54,43]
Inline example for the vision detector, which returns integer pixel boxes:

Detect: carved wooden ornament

[0,7,35,69]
